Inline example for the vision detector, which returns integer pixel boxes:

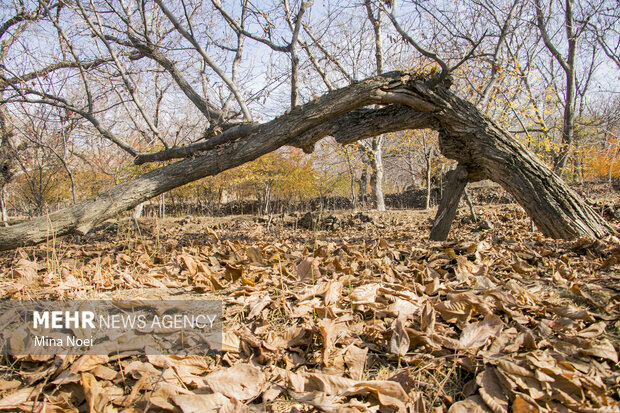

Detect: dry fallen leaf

[459,315,503,350]
[447,395,492,413]
[389,316,410,356]
[476,367,512,413]
[205,363,265,401]
[0,386,39,410]
[344,345,368,380]
[297,257,321,281]
[81,372,108,413]
[172,392,230,413]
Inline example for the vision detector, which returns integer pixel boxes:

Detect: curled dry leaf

[318,318,345,366]
[247,294,272,319]
[389,316,410,356]
[579,338,618,363]
[0,379,21,391]
[11,259,38,282]
[179,254,198,277]
[81,372,108,413]
[149,382,193,410]
[342,380,409,410]
[297,371,409,409]
[324,279,343,306]
[476,367,512,413]
[246,247,263,264]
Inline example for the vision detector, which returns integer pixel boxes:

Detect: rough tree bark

[369,136,386,211]
[430,164,468,241]
[0,72,612,250]
[0,107,16,227]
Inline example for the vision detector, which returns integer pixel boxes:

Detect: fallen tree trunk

[0,71,612,250]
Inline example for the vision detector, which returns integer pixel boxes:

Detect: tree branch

[155,0,253,121]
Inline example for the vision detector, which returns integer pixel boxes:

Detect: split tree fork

[0,70,613,251]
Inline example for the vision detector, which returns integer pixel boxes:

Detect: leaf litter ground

[0,203,618,412]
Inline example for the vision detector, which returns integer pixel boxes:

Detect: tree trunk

[430,165,468,241]
[430,81,611,239]
[345,151,358,209]
[370,136,385,211]
[133,201,145,219]
[425,151,432,210]
[0,72,612,250]
[0,186,7,227]
[159,194,166,219]
[463,188,478,222]
[358,167,369,201]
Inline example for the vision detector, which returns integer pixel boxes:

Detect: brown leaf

[11,259,38,281]
[496,359,533,378]
[435,299,472,324]
[297,257,321,281]
[344,345,368,380]
[459,315,503,350]
[476,367,511,413]
[447,395,492,413]
[179,254,198,277]
[205,363,265,401]
[579,338,618,362]
[224,263,243,281]
[576,322,606,338]
[247,294,272,319]
[318,318,343,366]
[420,301,435,332]
[387,298,419,319]
[389,316,410,356]
[90,365,118,381]
[219,396,250,413]
[324,280,343,306]
[350,283,380,305]
[0,386,39,410]
[81,372,108,413]
[246,247,263,264]
[172,392,230,413]
[550,305,593,321]
[511,395,539,413]
[304,372,357,394]
[70,355,109,374]
[222,331,241,353]
[147,354,211,382]
[0,379,21,391]
[148,382,193,410]
[343,380,409,410]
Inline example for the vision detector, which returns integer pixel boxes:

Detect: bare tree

[534,0,604,174]
[361,0,386,211]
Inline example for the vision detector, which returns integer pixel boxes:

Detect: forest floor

[0,199,619,412]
